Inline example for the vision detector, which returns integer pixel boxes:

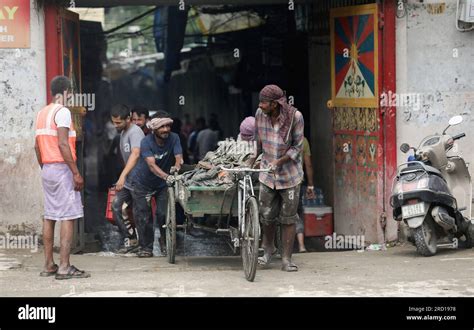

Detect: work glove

[166,175,176,186]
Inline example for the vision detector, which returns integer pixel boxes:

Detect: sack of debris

[181,138,261,187]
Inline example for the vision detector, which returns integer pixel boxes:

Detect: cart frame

[164,167,270,282]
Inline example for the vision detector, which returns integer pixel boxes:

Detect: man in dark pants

[252,84,304,272]
[110,104,144,253]
[129,111,183,257]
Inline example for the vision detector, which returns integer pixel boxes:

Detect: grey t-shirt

[120,124,145,164]
[196,128,218,160]
[120,124,144,189]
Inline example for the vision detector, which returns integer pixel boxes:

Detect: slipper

[258,256,271,267]
[117,244,139,254]
[55,265,91,280]
[298,249,307,253]
[281,262,298,272]
[39,264,58,277]
[258,248,278,267]
[137,250,153,258]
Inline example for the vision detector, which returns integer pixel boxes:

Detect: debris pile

[181,138,260,187]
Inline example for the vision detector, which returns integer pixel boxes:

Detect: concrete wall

[0,2,46,235]
[308,37,334,207]
[396,0,474,217]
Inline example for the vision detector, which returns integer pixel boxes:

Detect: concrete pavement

[2,243,474,297]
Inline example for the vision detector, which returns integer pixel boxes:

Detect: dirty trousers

[111,187,136,240]
[258,183,301,225]
[131,183,168,252]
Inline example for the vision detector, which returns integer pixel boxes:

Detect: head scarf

[239,116,255,141]
[259,84,297,143]
[147,117,173,130]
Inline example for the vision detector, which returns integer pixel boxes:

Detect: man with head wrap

[237,116,257,167]
[238,116,256,142]
[252,84,304,272]
[129,111,183,257]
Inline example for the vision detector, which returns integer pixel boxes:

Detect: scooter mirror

[400,143,410,153]
[448,115,463,127]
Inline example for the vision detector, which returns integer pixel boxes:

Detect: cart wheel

[166,187,176,264]
[241,196,260,282]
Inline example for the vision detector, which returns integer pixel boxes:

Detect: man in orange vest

[35,76,90,280]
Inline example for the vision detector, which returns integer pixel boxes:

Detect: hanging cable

[104,7,159,35]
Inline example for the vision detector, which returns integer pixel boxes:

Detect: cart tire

[242,196,260,282]
[166,187,176,264]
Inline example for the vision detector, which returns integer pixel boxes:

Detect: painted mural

[330,4,378,108]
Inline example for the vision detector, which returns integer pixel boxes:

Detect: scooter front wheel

[457,219,473,249]
[413,218,437,256]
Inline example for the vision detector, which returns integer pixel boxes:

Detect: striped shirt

[255,108,304,190]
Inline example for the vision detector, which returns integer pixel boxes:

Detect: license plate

[402,203,425,218]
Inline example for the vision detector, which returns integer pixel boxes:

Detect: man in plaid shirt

[253,84,304,272]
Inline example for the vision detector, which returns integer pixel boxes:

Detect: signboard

[0,0,30,48]
[330,4,378,108]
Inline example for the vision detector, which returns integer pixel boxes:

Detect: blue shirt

[130,132,182,191]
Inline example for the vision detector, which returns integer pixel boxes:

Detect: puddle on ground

[177,229,235,256]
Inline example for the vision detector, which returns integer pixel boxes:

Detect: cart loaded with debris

[165,139,267,281]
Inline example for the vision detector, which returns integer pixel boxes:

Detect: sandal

[117,244,139,254]
[258,248,278,267]
[281,262,298,272]
[39,264,58,277]
[137,250,153,258]
[55,265,91,280]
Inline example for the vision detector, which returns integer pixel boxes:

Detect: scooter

[390,115,473,256]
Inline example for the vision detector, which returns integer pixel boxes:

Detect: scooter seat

[401,162,442,176]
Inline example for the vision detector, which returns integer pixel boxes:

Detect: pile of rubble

[181,138,261,187]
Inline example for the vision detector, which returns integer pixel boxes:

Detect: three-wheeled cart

[165,168,268,282]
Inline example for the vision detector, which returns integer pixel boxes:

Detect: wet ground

[176,229,236,256]
[2,242,474,297]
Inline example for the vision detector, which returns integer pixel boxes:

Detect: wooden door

[330,4,385,244]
